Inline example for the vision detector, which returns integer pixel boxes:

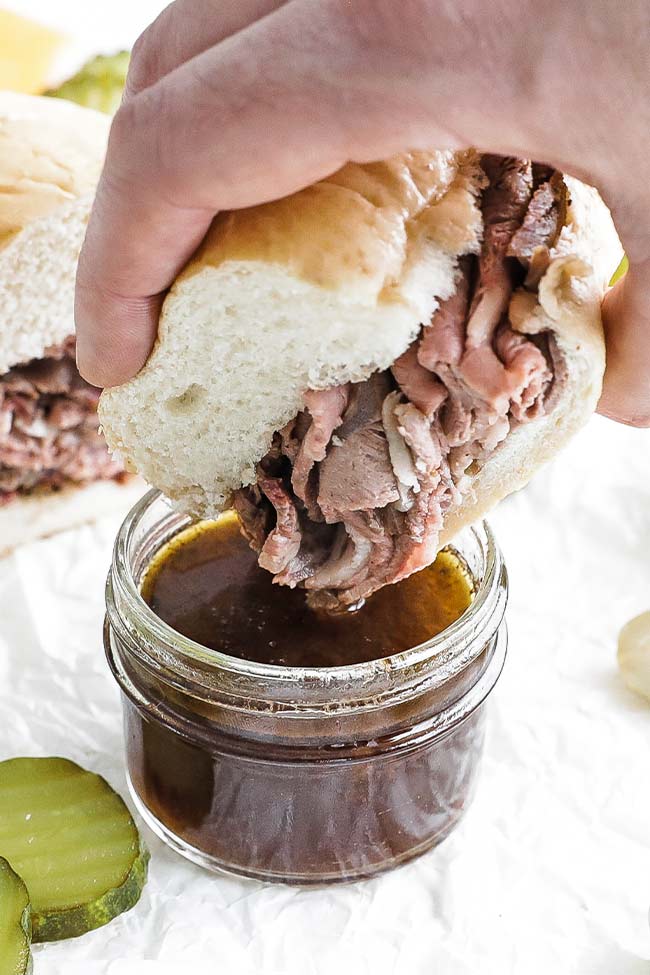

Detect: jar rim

[110,489,507,695]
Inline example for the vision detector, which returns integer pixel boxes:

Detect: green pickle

[0,758,148,942]
[47,52,129,115]
[610,254,628,286]
[0,857,31,975]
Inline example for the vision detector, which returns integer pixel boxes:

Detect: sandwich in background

[0,91,143,556]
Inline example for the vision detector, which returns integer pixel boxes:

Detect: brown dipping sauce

[111,509,504,883]
[141,513,474,667]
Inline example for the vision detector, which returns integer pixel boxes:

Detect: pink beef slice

[233,155,569,610]
[0,337,124,501]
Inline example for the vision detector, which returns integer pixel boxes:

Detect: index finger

[75,1,368,388]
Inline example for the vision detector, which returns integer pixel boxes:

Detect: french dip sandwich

[100,151,622,610]
[0,92,142,554]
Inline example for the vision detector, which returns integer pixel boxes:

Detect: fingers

[75,0,392,387]
[598,258,650,427]
[74,0,553,387]
[123,0,289,99]
[76,0,650,413]
[75,189,214,388]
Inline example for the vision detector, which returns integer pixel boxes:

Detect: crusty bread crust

[100,152,623,542]
[187,151,484,303]
[0,92,109,371]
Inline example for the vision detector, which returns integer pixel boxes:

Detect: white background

[1,3,650,973]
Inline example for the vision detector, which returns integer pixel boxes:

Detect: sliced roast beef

[417,257,472,370]
[394,403,443,474]
[508,172,567,265]
[465,156,532,350]
[335,372,392,440]
[391,344,448,419]
[290,385,349,507]
[234,155,568,610]
[0,338,124,500]
[256,474,302,573]
[318,422,399,519]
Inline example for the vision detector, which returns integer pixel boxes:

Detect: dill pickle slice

[0,758,148,943]
[0,856,31,975]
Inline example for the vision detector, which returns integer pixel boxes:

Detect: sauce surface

[141,514,474,667]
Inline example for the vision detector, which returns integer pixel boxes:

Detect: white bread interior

[0,91,109,372]
[100,153,623,534]
[0,477,147,559]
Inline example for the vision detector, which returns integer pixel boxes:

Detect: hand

[75,0,650,427]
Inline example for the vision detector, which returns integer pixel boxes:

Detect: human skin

[74,0,650,427]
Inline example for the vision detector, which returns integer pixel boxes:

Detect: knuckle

[108,91,156,170]
[125,22,162,96]
[106,85,188,207]
[109,97,138,146]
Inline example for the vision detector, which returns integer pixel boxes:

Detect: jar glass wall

[105,490,508,884]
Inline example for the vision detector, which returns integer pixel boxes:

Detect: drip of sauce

[141,513,474,667]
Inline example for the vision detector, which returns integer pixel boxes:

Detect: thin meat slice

[291,385,349,504]
[465,157,533,349]
[2,374,37,397]
[392,343,447,419]
[257,475,302,573]
[458,347,512,412]
[279,412,311,464]
[336,372,392,440]
[47,401,88,430]
[495,325,553,421]
[274,521,341,588]
[459,157,535,406]
[508,172,567,264]
[544,334,570,413]
[382,391,420,505]
[318,421,399,520]
[418,260,472,369]
[304,528,373,594]
[394,402,443,474]
[233,486,269,552]
[306,511,396,605]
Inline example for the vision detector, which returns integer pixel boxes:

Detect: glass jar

[105,490,508,885]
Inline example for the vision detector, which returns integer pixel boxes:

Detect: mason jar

[104,490,508,885]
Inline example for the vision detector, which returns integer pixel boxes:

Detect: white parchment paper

[2,5,650,970]
[1,418,649,975]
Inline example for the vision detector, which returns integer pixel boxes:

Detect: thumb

[598,257,650,427]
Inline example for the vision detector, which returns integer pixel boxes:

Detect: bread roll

[101,151,622,533]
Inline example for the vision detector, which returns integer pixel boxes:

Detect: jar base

[126,772,462,887]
